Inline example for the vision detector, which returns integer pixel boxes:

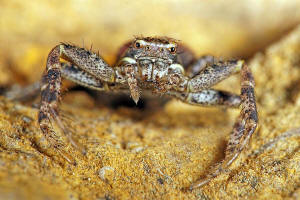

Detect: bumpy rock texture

[0,1,300,200]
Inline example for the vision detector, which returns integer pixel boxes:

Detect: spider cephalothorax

[8,36,258,190]
[114,37,187,103]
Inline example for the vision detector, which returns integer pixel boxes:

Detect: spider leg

[187,63,258,190]
[61,63,107,91]
[61,62,127,92]
[38,44,116,164]
[168,89,241,108]
[60,43,115,82]
[187,59,243,92]
[38,68,77,164]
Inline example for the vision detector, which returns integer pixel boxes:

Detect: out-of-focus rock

[0,0,300,84]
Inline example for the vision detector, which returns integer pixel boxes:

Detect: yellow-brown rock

[0,1,300,200]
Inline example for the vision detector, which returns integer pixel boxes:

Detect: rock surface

[0,1,300,200]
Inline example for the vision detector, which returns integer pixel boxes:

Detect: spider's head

[116,37,185,85]
[129,37,178,63]
[117,37,186,104]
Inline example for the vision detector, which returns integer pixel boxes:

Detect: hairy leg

[38,44,116,164]
[188,60,243,92]
[60,43,115,82]
[189,63,258,190]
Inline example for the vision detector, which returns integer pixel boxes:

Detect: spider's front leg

[190,64,258,189]
[191,61,257,190]
[168,59,257,189]
[38,44,115,164]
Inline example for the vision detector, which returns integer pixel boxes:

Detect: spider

[8,36,258,190]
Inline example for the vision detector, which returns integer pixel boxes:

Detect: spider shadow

[67,86,236,130]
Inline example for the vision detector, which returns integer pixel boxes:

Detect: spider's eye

[169,47,176,53]
[135,42,141,48]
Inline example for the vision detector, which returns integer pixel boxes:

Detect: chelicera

[12,36,259,190]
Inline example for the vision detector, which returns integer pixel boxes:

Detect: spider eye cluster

[133,39,177,54]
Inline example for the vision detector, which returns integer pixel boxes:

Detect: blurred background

[0,0,300,85]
